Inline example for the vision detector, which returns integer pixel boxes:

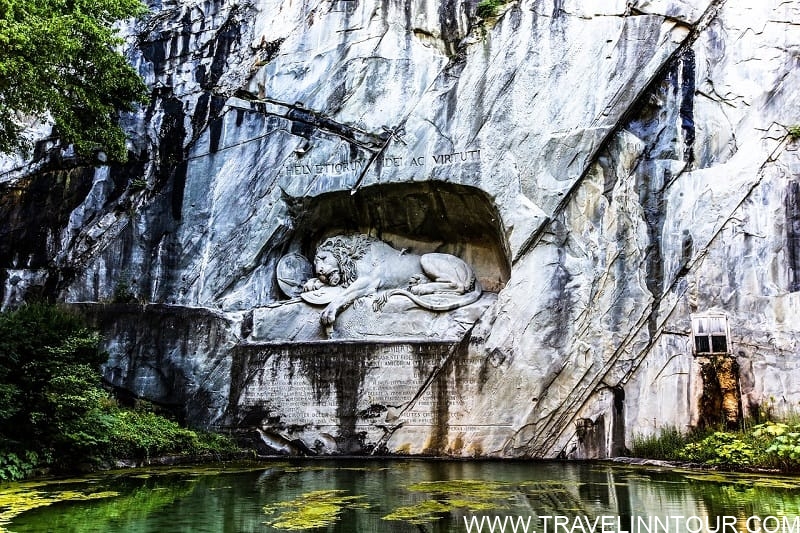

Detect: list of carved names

[246,343,507,431]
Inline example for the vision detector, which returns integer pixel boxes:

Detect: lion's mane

[316,234,372,287]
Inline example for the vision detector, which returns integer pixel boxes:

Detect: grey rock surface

[1,0,799,457]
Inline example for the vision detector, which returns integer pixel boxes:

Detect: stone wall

[1,0,799,457]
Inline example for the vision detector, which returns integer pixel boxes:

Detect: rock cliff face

[1,0,799,457]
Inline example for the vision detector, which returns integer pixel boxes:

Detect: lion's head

[313,234,371,287]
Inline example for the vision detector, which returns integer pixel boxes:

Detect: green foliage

[129,177,148,191]
[112,277,137,303]
[753,422,800,471]
[0,0,150,161]
[0,303,103,457]
[679,432,756,469]
[630,426,689,460]
[634,421,800,472]
[0,450,39,481]
[0,304,238,480]
[195,431,240,455]
[107,408,238,460]
[788,125,800,140]
[0,304,110,477]
[476,0,506,18]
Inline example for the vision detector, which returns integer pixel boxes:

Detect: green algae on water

[406,479,513,498]
[0,463,266,532]
[382,500,453,525]
[382,479,514,525]
[681,471,800,491]
[0,487,119,532]
[263,489,371,530]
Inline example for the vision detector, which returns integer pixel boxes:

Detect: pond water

[1,460,799,533]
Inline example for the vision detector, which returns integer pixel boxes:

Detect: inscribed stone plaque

[231,340,514,454]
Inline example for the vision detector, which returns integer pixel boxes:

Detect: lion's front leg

[320,302,340,326]
[319,278,376,326]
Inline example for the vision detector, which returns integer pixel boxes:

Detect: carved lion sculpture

[301,234,482,326]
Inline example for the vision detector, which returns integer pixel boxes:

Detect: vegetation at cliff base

[0,0,150,160]
[630,420,800,472]
[629,426,689,460]
[0,304,238,481]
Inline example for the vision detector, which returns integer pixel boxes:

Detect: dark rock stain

[140,37,168,75]
[679,49,696,163]
[0,168,95,272]
[621,50,696,338]
[786,180,800,292]
[206,13,241,88]
[438,0,462,58]
[412,344,450,455]
[152,96,188,220]
[542,223,573,350]
[225,342,462,455]
[638,166,667,338]
[191,92,211,138]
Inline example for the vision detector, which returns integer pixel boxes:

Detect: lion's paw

[410,284,437,295]
[408,274,425,285]
[303,278,322,292]
[320,306,337,326]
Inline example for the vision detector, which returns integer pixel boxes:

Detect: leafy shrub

[753,422,800,471]
[679,432,756,469]
[0,304,104,467]
[788,125,800,139]
[108,410,200,460]
[129,178,148,191]
[0,450,39,481]
[476,0,506,18]
[632,422,800,472]
[105,406,238,461]
[112,278,137,303]
[0,304,239,478]
[196,431,241,455]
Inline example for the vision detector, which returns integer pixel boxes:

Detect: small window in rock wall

[691,312,731,355]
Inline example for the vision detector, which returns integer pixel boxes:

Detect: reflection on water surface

[1,461,799,532]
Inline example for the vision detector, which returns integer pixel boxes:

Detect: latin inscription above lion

[277,234,482,326]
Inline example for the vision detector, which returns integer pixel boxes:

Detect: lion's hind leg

[412,253,474,295]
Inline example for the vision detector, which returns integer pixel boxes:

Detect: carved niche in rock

[279,234,482,327]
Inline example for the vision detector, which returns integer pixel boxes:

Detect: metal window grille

[690,312,731,355]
